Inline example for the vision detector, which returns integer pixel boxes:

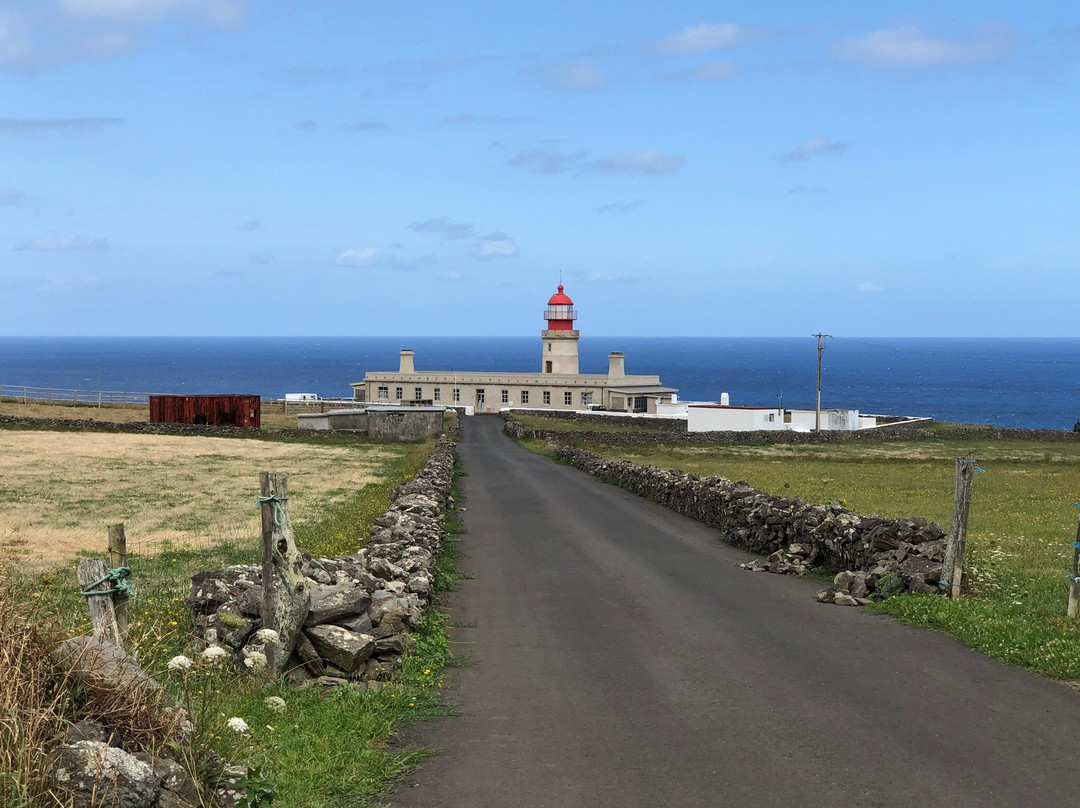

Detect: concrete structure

[297,406,444,441]
[351,285,677,414]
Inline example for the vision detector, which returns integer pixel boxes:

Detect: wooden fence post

[257,472,310,679]
[108,524,130,642]
[259,473,279,677]
[77,559,122,646]
[941,457,976,599]
[1067,510,1080,618]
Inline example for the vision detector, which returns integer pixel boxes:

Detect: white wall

[688,406,785,432]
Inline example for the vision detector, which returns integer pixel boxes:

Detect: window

[581,391,593,406]
[547,343,552,351]
[434,388,441,401]
[453,388,461,403]
[378,386,389,400]
[477,389,485,404]
[395,387,403,400]
[545,361,553,373]
[564,391,572,405]
[521,390,529,404]
[543,391,551,405]
[500,389,509,403]
[414,387,423,401]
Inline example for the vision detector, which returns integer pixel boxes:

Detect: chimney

[608,351,625,377]
[399,349,415,374]
[720,392,730,406]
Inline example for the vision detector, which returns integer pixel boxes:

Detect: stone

[232,585,264,618]
[374,633,416,655]
[304,584,372,627]
[363,656,398,681]
[211,765,250,808]
[832,570,857,595]
[334,613,374,635]
[131,754,200,806]
[64,720,108,745]
[833,593,860,606]
[156,790,198,808]
[55,635,175,712]
[51,741,161,808]
[407,573,432,596]
[368,557,406,581]
[815,587,837,604]
[304,625,375,673]
[293,631,326,677]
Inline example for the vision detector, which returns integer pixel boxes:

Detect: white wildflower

[226,717,250,734]
[255,629,280,644]
[167,655,193,671]
[201,646,229,664]
[264,696,287,713]
[243,651,268,674]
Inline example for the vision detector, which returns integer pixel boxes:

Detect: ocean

[0,336,1078,431]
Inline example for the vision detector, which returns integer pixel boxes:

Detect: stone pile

[551,444,949,601]
[187,433,456,685]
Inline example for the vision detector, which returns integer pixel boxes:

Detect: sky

[1,0,1078,337]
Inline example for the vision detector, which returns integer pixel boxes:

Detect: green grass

[9,437,460,806]
[541,432,1080,680]
[510,412,674,435]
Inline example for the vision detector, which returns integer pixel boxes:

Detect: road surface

[393,416,1077,807]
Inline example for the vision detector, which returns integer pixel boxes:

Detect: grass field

[515,415,1080,680]
[1,421,454,806]
[0,398,329,429]
[0,430,401,565]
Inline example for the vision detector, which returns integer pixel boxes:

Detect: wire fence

[0,383,151,406]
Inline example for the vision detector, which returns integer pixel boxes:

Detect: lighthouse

[541,284,580,375]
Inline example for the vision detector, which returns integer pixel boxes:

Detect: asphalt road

[393,416,1078,808]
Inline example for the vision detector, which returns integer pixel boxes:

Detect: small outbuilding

[297,405,445,441]
[150,394,261,428]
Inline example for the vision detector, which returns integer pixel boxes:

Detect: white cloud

[409,217,476,240]
[472,232,518,261]
[779,136,848,162]
[14,231,110,252]
[0,117,122,134]
[857,281,885,293]
[521,57,606,92]
[0,186,26,205]
[594,148,685,176]
[657,60,738,84]
[0,0,245,71]
[336,247,395,268]
[833,24,1016,68]
[508,148,586,175]
[648,22,753,55]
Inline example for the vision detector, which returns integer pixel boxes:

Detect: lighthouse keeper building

[350,284,677,414]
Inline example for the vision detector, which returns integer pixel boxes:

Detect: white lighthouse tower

[541,284,579,375]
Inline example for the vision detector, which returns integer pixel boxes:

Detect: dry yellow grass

[0,431,394,565]
[0,400,150,423]
[0,399,326,430]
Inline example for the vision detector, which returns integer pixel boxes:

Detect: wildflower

[167,655,193,671]
[226,717,250,734]
[264,696,287,713]
[201,646,229,664]
[255,628,280,644]
[243,651,268,674]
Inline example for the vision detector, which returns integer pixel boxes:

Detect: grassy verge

[2,434,459,807]
[526,428,1080,680]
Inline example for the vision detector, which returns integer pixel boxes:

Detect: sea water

[0,336,1077,430]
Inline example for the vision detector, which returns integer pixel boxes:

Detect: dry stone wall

[549,443,950,603]
[187,431,457,686]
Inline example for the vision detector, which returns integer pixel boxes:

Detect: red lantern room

[543,284,578,331]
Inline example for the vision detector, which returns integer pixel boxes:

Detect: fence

[0,384,150,406]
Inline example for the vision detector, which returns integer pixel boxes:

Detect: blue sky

[1,1,1077,337]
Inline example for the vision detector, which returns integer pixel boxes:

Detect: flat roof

[606,385,679,394]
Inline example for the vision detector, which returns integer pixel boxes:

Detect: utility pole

[812,333,831,431]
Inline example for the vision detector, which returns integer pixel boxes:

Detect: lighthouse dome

[547,284,573,306]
